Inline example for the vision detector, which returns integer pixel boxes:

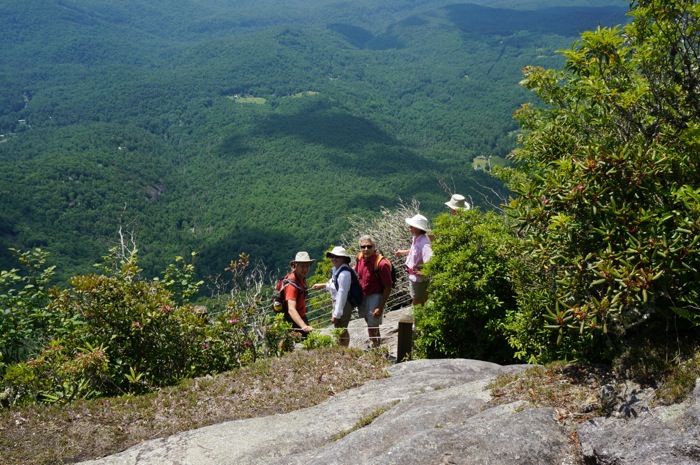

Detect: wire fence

[304,268,412,328]
[206,265,413,334]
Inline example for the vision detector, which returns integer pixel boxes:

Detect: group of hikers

[277,193,471,348]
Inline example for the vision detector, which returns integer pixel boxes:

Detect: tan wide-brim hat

[290,251,315,266]
[405,214,431,232]
[445,194,470,210]
[326,246,351,259]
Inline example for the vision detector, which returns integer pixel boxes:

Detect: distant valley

[0,0,628,282]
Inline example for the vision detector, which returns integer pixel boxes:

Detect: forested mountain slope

[0,0,627,281]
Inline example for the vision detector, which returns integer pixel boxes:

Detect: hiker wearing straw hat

[282,251,316,336]
[396,214,433,305]
[445,194,470,215]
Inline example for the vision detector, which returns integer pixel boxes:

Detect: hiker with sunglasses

[355,235,392,348]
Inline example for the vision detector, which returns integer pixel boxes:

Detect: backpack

[332,264,363,308]
[272,276,305,313]
[356,253,397,290]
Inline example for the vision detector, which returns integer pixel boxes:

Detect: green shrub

[496,0,700,360]
[0,249,56,370]
[0,247,299,405]
[413,209,519,363]
[301,330,337,350]
[2,340,109,406]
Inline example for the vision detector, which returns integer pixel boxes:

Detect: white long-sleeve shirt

[326,265,351,319]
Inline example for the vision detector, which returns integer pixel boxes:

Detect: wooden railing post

[396,315,414,363]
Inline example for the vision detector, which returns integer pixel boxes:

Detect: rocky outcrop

[77,308,698,465]
[578,381,700,464]
[78,359,575,465]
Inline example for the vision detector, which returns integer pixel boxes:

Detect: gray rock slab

[77,359,535,465]
[578,378,700,465]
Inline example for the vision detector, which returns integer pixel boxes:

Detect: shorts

[333,300,353,329]
[359,293,384,328]
[409,279,430,301]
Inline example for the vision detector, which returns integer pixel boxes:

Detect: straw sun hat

[290,251,315,267]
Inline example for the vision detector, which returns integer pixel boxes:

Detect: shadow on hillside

[218,99,441,178]
[444,4,628,38]
[326,22,407,50]
[264,99,395,149]
[195,226,306,280]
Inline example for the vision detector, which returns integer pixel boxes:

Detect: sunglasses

[360,245,374,249]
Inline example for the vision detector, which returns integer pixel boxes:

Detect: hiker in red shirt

[354,235,392,348]
[283,251,315,337]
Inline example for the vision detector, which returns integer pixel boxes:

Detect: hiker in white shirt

[312,246,353,346]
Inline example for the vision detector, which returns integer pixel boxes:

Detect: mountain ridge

[0,0,628,281]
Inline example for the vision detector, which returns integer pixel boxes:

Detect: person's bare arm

[287,300,313,332]
[373,285,392,318]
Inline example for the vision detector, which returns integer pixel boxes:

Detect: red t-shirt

[282,272,307,317]
[354,253,392,296]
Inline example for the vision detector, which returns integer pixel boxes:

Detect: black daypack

[272,276,306,313]
[332,264,363,308]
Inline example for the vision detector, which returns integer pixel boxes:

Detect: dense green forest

[0,0,628,282]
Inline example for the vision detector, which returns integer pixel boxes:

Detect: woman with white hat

[396,214,433,305]
[311,246,355,346]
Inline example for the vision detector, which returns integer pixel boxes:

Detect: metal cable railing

[199,268,413,354]
[206,269,412,331]
[304,271,412,328]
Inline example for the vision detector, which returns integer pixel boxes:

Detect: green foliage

[498,0,700,360]
[310,246,335,288]
[0,247,298,406]
[263,314,297,357]
[2,341,109,406]
[0,249,57,368]
[413,209,519,363]
[160,253,205,305]
[498,248,562,364]
[300,330,337,350]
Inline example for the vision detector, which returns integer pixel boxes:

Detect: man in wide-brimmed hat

[282,251,315,336]
[445,194,470,215]
[396,214,433,305]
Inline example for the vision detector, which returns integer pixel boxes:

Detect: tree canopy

[497,0,700,358]
[0,0,627,281]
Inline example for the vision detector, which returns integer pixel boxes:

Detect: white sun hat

[326,246,351,259]
[405,214,431,232]
[290,251,315,266]
[445,194,470,210]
